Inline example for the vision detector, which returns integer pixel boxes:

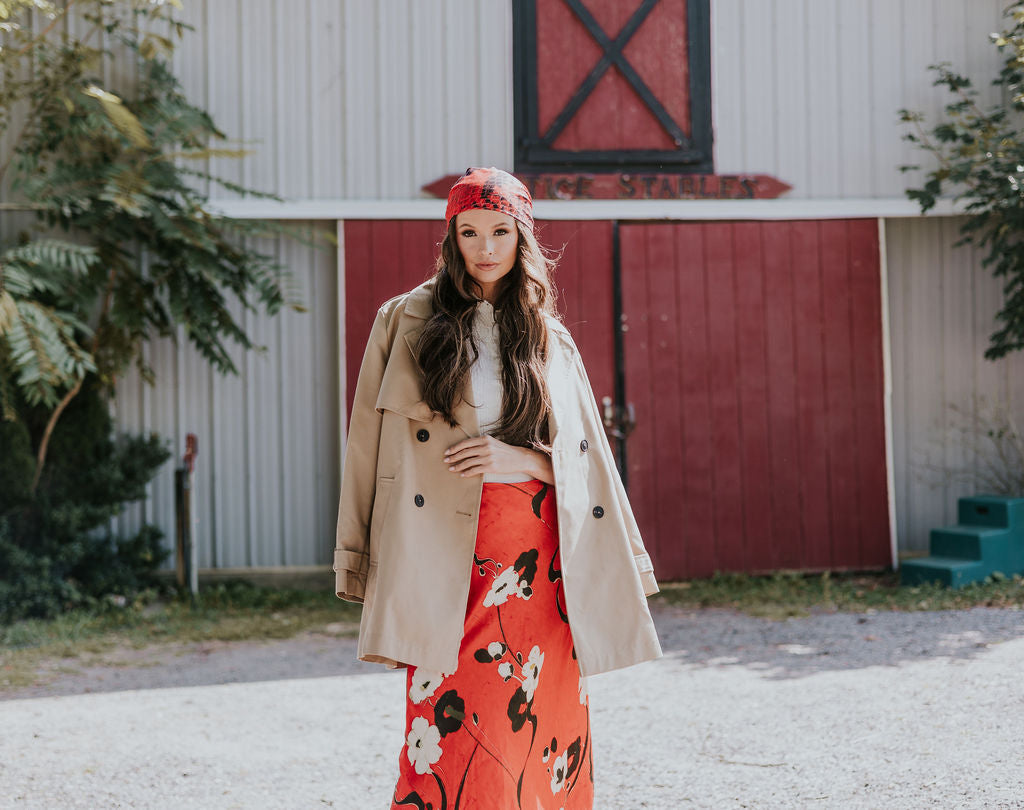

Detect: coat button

[414,494,425,507]
[416,429,430,442]
[592,505,604,518]
[579,438,589,452]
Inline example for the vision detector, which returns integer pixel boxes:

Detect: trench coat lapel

[372,287,479,438]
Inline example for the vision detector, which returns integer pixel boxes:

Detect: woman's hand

[444,435,554,485]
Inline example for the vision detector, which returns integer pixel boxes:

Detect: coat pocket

[368,475,397,558]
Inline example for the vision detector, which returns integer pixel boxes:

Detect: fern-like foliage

[0,239,98,412]
[0,0,324,418]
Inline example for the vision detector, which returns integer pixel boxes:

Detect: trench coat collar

[383,277,570,443]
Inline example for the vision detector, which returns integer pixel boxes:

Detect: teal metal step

[957,496,1024,529]
[901,496,1024,589]
[900,557,990,588]
[928,527,1013,561]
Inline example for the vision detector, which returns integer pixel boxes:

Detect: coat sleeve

[572,350,660,597]
[333,307,389,603]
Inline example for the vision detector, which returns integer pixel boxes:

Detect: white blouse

[468,299,534,483]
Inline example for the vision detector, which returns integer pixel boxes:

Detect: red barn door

[618,220,892,578]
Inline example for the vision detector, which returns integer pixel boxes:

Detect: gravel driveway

[2,602,1023,809]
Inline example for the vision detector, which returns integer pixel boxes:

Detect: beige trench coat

[333,277,663,677]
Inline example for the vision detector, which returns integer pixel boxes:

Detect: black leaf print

[393,790,430,809]
[516,650,523,664]
[549,549,569,623]
[551,737,558,753]
[507,687,531,732]
[434,689,466,737]
[473,648,492,664]
[514,549,539,587]
[565,736,582,781]
[530,483,548,519]
[474,553,500,577]
[471,712,479,725]
[547,548,561,583]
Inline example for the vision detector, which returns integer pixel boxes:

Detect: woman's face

[454,209,519,304]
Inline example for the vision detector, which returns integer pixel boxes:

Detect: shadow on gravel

[0,632,387,702]
[7,604,1024,701]
[651,602,1024,679]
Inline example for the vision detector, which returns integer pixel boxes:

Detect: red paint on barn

[618,221,890,577]
[535,0,691,150]
[343,220,445,416]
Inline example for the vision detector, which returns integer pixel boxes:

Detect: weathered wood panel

[620,220,891,577]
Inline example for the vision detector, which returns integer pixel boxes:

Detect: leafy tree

[0,0,314,492]
[900,3,1024,360]
[0,372,172,623]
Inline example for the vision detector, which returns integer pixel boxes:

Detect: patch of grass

[651,570,1024,620]
[0,580,362,690]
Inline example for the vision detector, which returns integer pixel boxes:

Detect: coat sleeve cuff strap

[334,548,369,572]
[333,548,369,603]
[633,552,659,596]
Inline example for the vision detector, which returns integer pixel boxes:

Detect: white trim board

[202,197,964,221]
[877,217,900,570]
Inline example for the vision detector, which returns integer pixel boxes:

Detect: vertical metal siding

[886,217,1024,553]
[3,2,1011,203]
[711,0,1007,198]
[162,0,514,202]
[109,223,340,569]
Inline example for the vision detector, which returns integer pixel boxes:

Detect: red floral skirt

[391,479,594,809]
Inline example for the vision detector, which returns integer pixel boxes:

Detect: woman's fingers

[444,437,499,476]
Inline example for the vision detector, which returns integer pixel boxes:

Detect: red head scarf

[444,167,534,233]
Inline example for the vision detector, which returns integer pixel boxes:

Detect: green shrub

[0,373,172,624]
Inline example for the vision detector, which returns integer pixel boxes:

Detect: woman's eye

[460,230,475,237]
[495,229,509,235]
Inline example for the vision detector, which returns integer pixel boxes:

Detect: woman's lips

[476,262,498,270]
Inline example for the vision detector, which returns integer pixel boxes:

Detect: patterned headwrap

[444,167,534,233]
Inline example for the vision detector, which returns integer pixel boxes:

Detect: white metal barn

[5,0,1021,580]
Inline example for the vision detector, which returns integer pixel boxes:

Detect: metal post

[174,434,199,602]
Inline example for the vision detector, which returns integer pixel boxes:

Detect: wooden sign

[423,173,791,202]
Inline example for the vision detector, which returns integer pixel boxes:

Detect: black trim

[513,0,713,173]
[611,221,628,486]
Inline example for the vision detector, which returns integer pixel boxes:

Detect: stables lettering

[521,173,790,201]
[423,173,791,202]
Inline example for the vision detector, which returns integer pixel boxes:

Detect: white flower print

[406,716,442,775]
[550,750,569,794]
[487,641,505,659]
[408,667,445,704]
[521,645,544,701]
[578,676,588,705]
[483,566,521,608]
[497,661,514,681]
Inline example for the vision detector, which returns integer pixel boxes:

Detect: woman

[333,167,662,809]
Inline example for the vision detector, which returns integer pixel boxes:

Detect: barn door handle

[601,396,636,440]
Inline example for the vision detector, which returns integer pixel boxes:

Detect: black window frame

[512,0,713,174]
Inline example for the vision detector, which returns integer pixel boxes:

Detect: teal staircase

[901,495,1024,588]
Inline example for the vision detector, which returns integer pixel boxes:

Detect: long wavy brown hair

[414,217,561,452]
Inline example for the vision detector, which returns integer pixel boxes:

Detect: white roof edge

[199,197,964,221]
